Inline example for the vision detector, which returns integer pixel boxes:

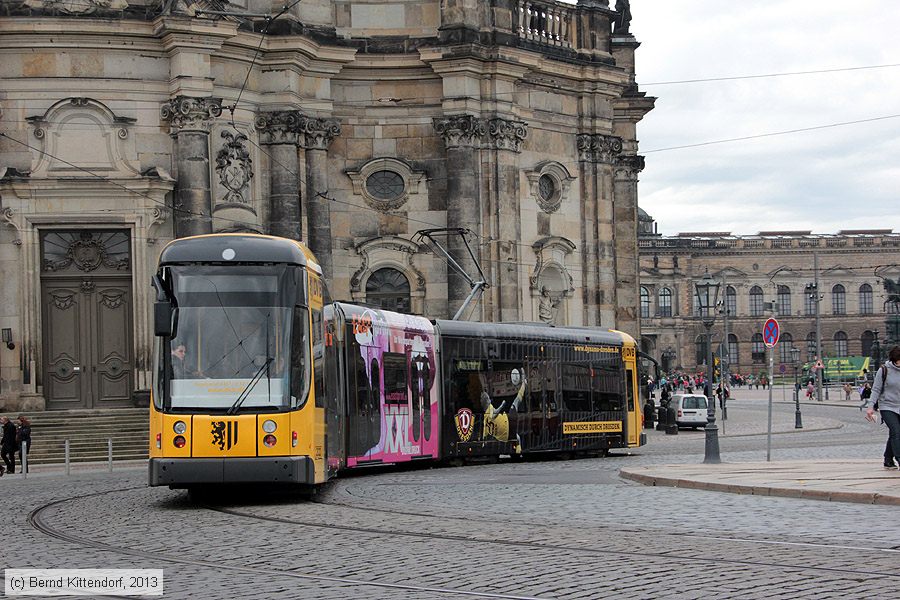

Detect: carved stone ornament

[487,118,529,152]
[25,0,127,14]
[433,115,487,148]
[51,292,75,311]
[215,130,253,204]
[100,292,125,310]
[299,116,341,150]
[255,111,302,146]
[616,154,646,178]
[346,158,425,213]
[576,133,624,164]
[42,231,131,273]
[160,96,223,132]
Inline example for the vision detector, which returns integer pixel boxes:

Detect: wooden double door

[42,276,133,409]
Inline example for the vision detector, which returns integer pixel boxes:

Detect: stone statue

[538,287,559,325]
[614,0,633,35]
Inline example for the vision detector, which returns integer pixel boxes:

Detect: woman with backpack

[865,346,900,470]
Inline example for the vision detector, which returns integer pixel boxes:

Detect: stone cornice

[576,133,623,164]
[160,96,222,133]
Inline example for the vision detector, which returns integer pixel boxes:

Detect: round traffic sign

[763,318,780,348]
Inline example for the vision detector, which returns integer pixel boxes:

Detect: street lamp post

[695,271,721,464]
[791,346,802,429]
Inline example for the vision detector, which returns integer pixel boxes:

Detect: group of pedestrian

[0,415,31,476]
[864,346,900,471]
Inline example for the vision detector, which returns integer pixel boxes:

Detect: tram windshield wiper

[226,356,272,415]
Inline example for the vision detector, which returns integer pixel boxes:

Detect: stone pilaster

[255,111,302,240]
[299,116,341,280]
[577,133,623,327]
[433,115,487,317]
[160,96,222,238]
[613,153,645,338]
[487,117,528,321]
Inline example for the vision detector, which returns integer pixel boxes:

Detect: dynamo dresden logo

[454,408,474,442]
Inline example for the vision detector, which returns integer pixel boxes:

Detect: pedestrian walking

[16,415,31,473]
[843,382,853,402]
[0,416,16,475]
[865,346,900,470]
[806,380,815,401]
[859,382,872,410]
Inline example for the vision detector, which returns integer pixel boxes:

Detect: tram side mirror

[154,301,174,337]
[151,274,175,337]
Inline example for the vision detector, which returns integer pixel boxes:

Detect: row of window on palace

[639,284,891,319]
[693,330,880,366]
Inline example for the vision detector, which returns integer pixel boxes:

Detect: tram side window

[450,359,486,413]
[383,352,407,404]
[312,307,325,408]
[592,366,624,413]
[354,351,370,410]
[291,307,311,409]
[561,364,592,413]
[487,362,527,413]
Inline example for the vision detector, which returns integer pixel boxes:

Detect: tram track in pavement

[205,488,900,579]
[26,487,550,600]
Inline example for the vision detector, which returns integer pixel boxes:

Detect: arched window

[859,284,873,314]
[779,332,794,364]
[640,286,650,318]
[861,330,875,357]
[695,335,709,367]
[366,268,411,313]
[832,284,846,315]
[725,286,737,316]
[834,331,848,357]
[749,286,764,317]
[727,333,739,366]
[777,285,791,316]
[658,287,672,317]
[806,332,817,362]
[751,333,765,364]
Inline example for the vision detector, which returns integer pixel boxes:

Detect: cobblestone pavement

[1,399,896,599]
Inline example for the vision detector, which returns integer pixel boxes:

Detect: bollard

[108,438,113,472]
[665,404,679,435]
[21,440,27,479]
[65,440,70,476]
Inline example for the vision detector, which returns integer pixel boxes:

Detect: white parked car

[671,394,709,429]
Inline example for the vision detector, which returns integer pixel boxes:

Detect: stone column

[576,133,623,327]
[433,115,486,317]
[300,116,341,280]
[614,153,645,339]
[255,111,302,240]
[160,96,222,238]
[487,117,528,321]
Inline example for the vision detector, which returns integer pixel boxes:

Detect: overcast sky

[617,0,900,236]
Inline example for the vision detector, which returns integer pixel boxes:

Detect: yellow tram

[149,234,646,489]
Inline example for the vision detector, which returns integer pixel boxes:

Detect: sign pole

[767,347,774,461]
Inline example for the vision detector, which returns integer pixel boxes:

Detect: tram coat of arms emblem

[454,408,474,442]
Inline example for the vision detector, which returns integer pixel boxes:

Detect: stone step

[28,452,149,465]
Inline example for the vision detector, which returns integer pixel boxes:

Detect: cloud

[628,0,900,235]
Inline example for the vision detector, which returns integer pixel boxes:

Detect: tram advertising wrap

[148,234,646,491]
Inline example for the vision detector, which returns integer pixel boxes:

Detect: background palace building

[0,1,652,411]
[638,209,900,377]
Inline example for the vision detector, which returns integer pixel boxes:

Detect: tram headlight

[173,435,186,448]
[263,434,277,447]
[173,421,187,434]
[262,419,277,433]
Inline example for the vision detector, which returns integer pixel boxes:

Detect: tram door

[526,359,560,451]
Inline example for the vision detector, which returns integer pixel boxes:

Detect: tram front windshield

[162,265,305,412]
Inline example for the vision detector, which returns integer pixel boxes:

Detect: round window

[538,174,556,202]
[365,170,405,201]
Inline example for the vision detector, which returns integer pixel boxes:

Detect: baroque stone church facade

[0,0,653,410]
